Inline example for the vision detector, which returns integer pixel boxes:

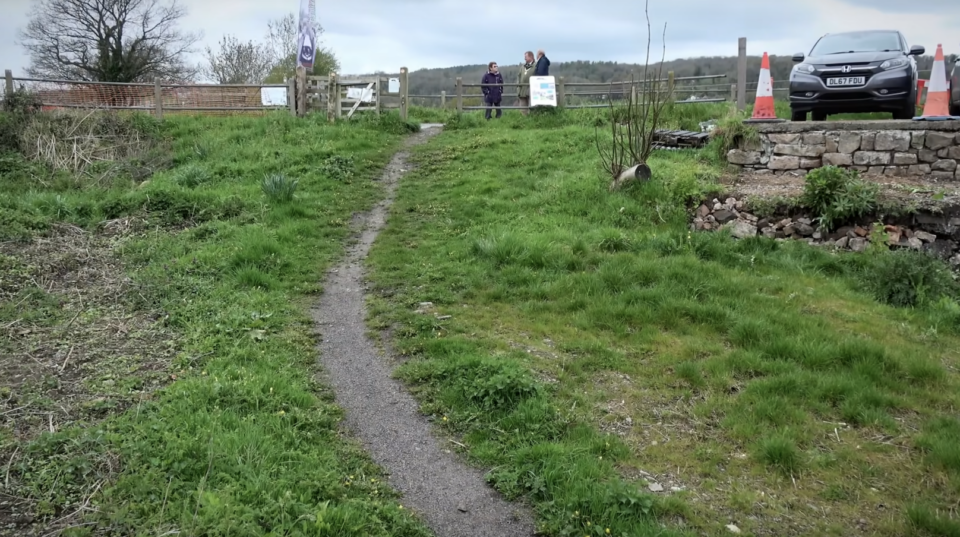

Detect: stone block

[937,146,960,159]
[800,158,822,168]
[727,149,761,165]
[893,152,918,165]
[802,133,826,145]
[932,159,958,172]
[932,171,955,180]
[774,144,825,157]
[865,166,884,176]
[918,149,939,163]
[926,132,955,149]
[838,132,861,153]
[883,166,906,177]
[768,133,801,144]
[825,134,839,153]
[853,151,891,166]
[874,131,911,151]
[908,164,932,175]
[822,153,853,166]
[861,132,876,151]
[911,132,926,149]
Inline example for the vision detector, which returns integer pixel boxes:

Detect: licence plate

[826,76,866,87]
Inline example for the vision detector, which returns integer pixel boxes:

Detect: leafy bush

[261,173,299,203]
[320,155,354,182]
[801,166,879,230]
[851,249,959,308]
[172,163,212,188]
[0,87,42,153]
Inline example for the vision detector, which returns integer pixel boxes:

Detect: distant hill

[400,55,947,97]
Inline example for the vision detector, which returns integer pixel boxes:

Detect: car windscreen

[810,33,902,55]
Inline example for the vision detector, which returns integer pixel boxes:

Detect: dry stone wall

[726,120,960,179]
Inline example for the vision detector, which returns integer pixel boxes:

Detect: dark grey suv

[950,56,960,116]
[789,30,924,121]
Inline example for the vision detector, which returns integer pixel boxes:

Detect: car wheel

[811,111,827,121]
[893,97,915,120]
[790,109,806,121]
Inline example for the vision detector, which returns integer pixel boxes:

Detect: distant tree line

[17,0,338,84]
[404,54,951,97]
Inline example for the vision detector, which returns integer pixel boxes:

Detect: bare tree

[263,13,339,82]
[598,0,673,191]
[202,35,274,84]
[18,0,201,82]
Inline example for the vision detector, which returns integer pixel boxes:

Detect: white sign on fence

[346,87,375,102]
[529,76,557,107]
[388,78,400,93]
[260,87,288,106]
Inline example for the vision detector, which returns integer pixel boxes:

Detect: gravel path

[312,125,536,537]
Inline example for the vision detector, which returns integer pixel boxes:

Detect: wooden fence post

[336,78,343,119]
[730,83,737,103]
[287,78,296,116]
[399,67,409,120]
[4,70,13,97]
[630,83,637,107]
[737,37,747,111]
[440,90,446,108]
[455,78,463,113]
[326,73,337,122]
[375,78,382,115]
[296,66,307,117]
[667,71,675,99]
[557,76,565,108]
[154,78,163,120]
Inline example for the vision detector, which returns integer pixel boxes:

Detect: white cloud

[1,0,956,78]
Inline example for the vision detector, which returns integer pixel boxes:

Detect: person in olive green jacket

[517,51,536,116]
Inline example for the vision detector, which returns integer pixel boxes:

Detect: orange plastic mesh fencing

[10,79,289,116]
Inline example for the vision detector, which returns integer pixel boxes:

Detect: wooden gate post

[440,90,446,108]
[154,78,163,120]
[4,70,13,97]
[287,78,296,116]
[455,77,463,113]
[557,76,565,108]
[737,37,747,111]
[399,67,409,120]
[296,66,307,117]
[327,73,337,122]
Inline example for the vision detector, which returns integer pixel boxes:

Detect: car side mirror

[909,45,925,56]
[792,52,805,62]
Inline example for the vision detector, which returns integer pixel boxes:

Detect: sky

[1,0,958,78]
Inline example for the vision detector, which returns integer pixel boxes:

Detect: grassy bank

[365,106,960,536]
[1,110,431,536]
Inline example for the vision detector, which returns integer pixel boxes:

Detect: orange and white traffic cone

[745,52,784,123]
[914,44,959,120]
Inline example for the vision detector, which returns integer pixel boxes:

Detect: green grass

[1,111,431,536]
[364,105,960,536]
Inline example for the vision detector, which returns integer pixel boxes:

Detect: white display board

[346,87,375,102]
[388,78,400,93]
[529,76,557,107]
[260,87,288,106]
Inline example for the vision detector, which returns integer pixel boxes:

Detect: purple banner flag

[297,0,317,69]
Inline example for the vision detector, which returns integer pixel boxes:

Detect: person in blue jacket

[481,61,504,120]
[534,49,550,76]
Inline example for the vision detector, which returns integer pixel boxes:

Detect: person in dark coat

[481,61,504,120]
[534,49,550,76]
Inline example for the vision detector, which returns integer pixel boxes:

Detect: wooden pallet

[651,129,711,150]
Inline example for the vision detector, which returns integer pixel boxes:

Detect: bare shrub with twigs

[16,110,169,185]
[596,0,674,190]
